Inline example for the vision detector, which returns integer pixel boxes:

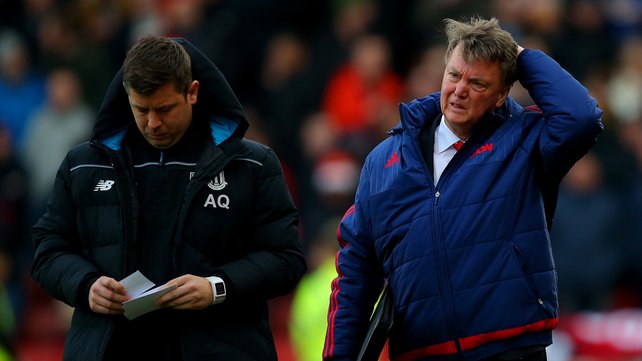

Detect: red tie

[453,140,465,151]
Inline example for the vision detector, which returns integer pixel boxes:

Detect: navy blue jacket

[31,38,306,361]
[324,49,603,361]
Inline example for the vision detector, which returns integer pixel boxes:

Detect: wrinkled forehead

[446,45,504,83]
[448,45,499,68]
[447,43,494,64]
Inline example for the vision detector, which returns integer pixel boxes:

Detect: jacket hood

[396,91,522,132]
[93,37,248,148]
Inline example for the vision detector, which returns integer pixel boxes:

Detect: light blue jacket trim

[102,130,126,150]
[100,117,239,150]
[209,117,239,145]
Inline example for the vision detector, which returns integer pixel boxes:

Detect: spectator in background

[252,32,317,169]
[297,112,361,247]
[604,36,642,305]
[551,153,624,311]
[322,34,403,159]
[403,44,446,102]
[308,0,380,97]
[35,10,112,111]
[0,289,13,360]
[311,150,360,216]
[489,0,526,37]
[618,123,642,308]
[290,217,341,361]
[22,68,93,217]
[607,36,642,128]
[73,1,131,75]
[603,0,642,43]
[551,0,615,80]
[610,115,642,310]
[595,35,642,193]
[0,29,45,151]
[518,0,562,40]
[408,0,490,51]
[121,0,163,42]
[0,123,29,358]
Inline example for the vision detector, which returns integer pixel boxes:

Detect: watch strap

[206,276,226,305]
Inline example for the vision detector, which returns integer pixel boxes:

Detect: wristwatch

[206,276,226,305]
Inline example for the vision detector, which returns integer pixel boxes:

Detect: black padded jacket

[31,38,306,361]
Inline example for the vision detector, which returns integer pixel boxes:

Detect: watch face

[215,282,226,295]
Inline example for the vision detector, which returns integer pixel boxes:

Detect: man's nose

[454,81,468,98]
[147,112,161,128]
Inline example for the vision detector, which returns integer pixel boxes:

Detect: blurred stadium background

[1,0,642,360]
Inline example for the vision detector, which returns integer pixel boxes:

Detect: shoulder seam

[233,157,263,166]
[70,164,114,172]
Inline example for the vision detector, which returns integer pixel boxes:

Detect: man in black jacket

[31,35,306,361]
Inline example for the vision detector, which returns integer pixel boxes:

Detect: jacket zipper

[431,195,463,354]
[408,130,463,353]
[170,145,232,274]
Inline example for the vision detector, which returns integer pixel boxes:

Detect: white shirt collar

[435,115,462,154]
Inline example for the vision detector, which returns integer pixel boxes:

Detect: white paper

[120,271,177,320]
[120,270,155,297]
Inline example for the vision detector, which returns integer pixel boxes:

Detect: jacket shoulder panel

[236,138,270,162]
[64,142,112,171]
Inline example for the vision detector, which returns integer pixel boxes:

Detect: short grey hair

[443,17,518,88]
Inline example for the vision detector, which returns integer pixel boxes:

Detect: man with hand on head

[324,17,603,361]
[31,35,306,361]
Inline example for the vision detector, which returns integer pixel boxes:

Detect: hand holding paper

[88,276,129,315]
[120,271,177,320]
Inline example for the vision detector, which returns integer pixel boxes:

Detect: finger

[92,303,124,315]
[93,298,124,313]
[95,284,129,303]
[156,285,189,307]
[89,277,128,314]
[101,278,128,298]
[90,292,125,314]
[90,287,125,309]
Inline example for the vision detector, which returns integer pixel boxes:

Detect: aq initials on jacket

[204,170,230,209]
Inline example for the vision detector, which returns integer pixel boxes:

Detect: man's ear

[188,80,199,104]
[495,86,511,108]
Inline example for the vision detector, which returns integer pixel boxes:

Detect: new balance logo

[471,143,493,158]
[94,180,115,191]
[384,151,399,168]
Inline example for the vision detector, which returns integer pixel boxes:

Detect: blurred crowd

[1,0,642,360]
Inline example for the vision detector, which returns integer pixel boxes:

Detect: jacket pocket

[510,243,552,317]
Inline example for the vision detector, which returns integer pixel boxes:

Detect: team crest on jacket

[207,171,227,191]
